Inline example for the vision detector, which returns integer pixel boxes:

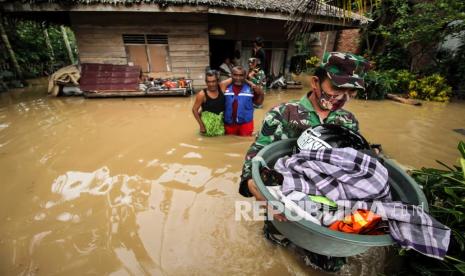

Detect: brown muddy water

[0,80,464,275]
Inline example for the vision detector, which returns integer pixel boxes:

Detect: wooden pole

[322,33,329,57]
[0,13,23,80]
[60,25,74,64]
[42,23,55,72]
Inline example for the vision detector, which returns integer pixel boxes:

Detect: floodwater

[0,80,464,276]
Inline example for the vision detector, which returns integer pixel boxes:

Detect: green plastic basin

[251,138,429,257]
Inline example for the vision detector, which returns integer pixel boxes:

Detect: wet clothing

[224,84,254,125]
[201,88,224,115]
[263,220,346,272]
[201,111,224,136]
[239,92,359,197]
[231,85,241,123]
[225,120,253,136]
[200,88,225,136]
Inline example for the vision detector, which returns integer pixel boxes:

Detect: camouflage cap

[320,52,371,90]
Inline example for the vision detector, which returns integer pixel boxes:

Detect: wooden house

[1,0,368,88]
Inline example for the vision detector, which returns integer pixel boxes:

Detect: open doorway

[209,39,236,71]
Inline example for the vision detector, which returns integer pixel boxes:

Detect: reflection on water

[0,80,464,275]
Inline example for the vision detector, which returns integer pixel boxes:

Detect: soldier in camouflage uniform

[247,58,266,87]
[238,52,371,271]
[239,52,371,198]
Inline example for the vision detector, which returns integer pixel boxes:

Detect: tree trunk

[364,33,371,54]
[370,35,379,55]
[386,93,422,106]
[60,25,74,64]
[42,25,55,72]
[0,14,23,80]
[322,33,330,56]
[42,25,55,67]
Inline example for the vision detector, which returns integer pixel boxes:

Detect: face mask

[317,88,349,111]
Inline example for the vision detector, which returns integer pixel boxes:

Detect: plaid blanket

[274,147,450,260]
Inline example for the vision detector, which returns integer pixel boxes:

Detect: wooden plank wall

[70,12,209,88]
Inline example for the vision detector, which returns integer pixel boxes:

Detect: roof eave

[0,2,369,28]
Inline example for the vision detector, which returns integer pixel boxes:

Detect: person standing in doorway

[232,50,241,67]
[252,36,267,74]
[219,57,234,81]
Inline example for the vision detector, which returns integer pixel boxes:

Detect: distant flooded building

[1,0,367,88]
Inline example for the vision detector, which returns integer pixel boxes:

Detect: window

[123,34,171,73]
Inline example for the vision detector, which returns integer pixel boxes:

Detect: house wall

[319,31,338,55]
[70,12,209,87]
[335,29,361,54]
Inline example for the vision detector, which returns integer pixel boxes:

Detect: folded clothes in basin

[274,147,450,260]
[266,186,339,226]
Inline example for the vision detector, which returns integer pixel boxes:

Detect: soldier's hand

[248,179,287,222]
[247,179,265,201]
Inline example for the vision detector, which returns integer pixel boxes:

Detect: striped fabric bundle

[274,147,450,260]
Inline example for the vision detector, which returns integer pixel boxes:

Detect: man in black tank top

[192,70,225,136]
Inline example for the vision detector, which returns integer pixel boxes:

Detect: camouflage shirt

[249,69,266,86]
[239,93,359,197]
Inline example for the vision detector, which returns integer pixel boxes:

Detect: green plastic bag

[309,195,337,208]
[201,111,225,137]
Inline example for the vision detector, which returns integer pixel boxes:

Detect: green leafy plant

[394,69,416,93]
[359,70,398,100]
[305,56,320,75]
[408,74,452,102]
[357,69,452,102]
[372,46,410,71]
[400,141,465,275]
[361,0,465,73]
[305,56,320,67]
[2,18,77,79]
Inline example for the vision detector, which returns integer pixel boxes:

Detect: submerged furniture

[80,63,193,98]
[144,78,194,96]
[251,138,429,257]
